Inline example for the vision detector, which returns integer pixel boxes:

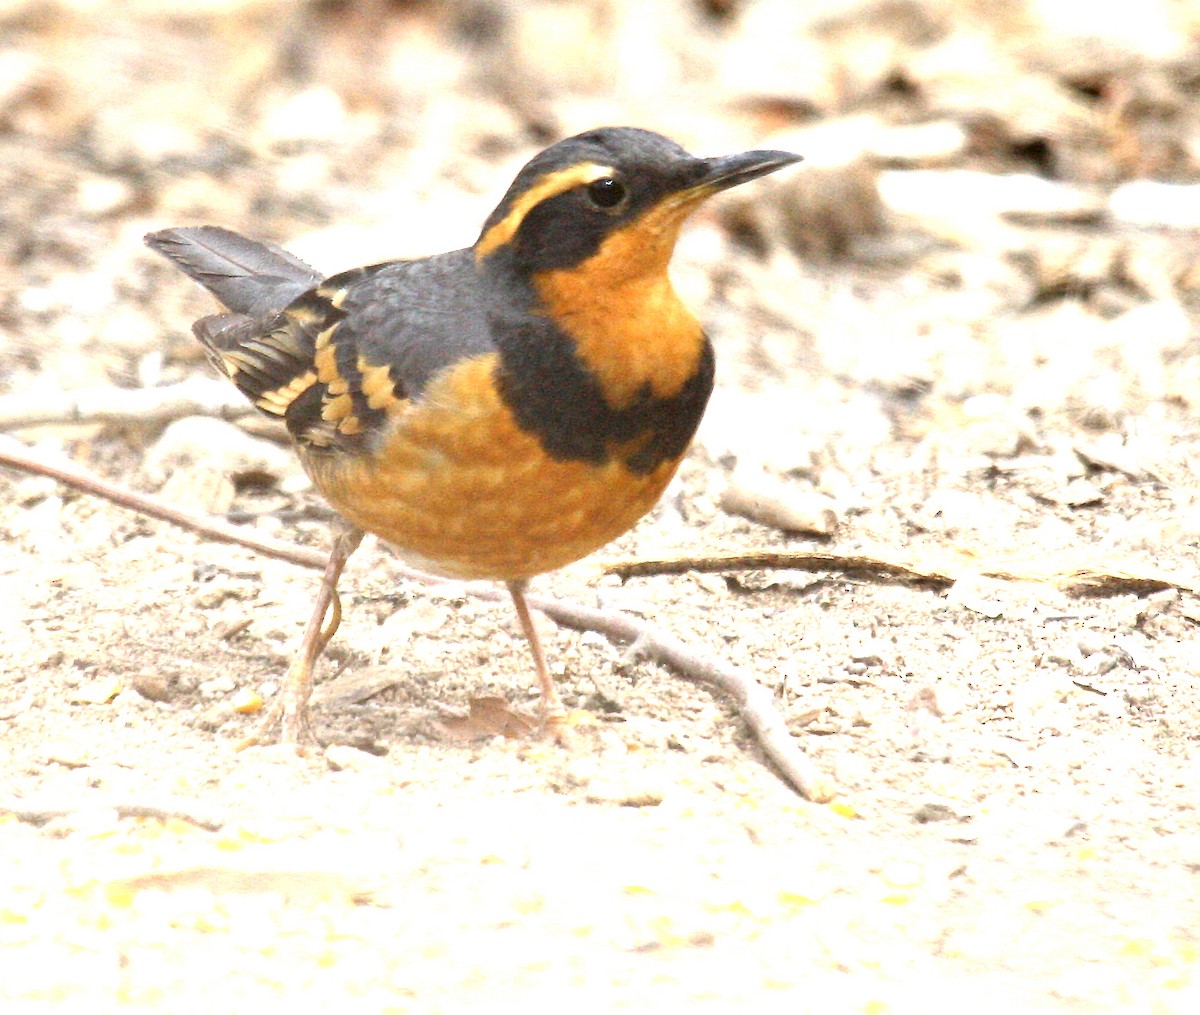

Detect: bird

[146,126,802,750]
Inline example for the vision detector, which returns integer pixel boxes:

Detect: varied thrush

[146,126,801,749]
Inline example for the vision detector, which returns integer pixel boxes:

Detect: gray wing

[148,228,495,452]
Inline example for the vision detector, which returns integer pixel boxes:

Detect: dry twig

[606,550,956,588]
[524,592,836,802]
[603,549,1199,598]
[0,435,325,570]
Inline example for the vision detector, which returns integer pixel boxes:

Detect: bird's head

[474,126,802,283]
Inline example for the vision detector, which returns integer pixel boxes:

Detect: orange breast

[301,353,681,580]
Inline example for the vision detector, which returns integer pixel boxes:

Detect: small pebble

[584,771,667,808]
[326,744,388,773]
[688,571,728,597]
[198,676,236,699]
[1139,589,1179,622]
[913,802,961,824]
[1045,641,1083,668]
[579,630,617,655]
[43,741,91,768]
[1037,478,1105,508]
[1080,652,1118,677]
[720,469,839,536]
[131,672,175,703]
[946,578,1006,619]
[192,702,233,731]
[76,174,135,217]
[848,640,888,667]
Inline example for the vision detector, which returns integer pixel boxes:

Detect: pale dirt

[2,3,1200,1013]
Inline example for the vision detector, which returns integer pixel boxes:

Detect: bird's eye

[586,177,627,210]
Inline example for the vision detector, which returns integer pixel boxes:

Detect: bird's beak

[635,147,803,242]
[695,149,804,192]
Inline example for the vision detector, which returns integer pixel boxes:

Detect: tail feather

[144,226,323,317]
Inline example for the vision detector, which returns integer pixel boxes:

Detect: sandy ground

[3,2,1200,1012]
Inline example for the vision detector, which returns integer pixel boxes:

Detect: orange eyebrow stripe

[475,162,612,259]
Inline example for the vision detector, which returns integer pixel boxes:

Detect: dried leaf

[438,696,537,741]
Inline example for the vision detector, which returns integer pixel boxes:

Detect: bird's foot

[235,676,322,755]
[540,707,582,749]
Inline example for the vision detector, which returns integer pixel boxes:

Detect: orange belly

[301,354,681,580]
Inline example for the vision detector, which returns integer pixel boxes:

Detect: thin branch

[0,378,252,431]
[525,592,836,802]
[603,549,1200,598]
[0,436,325,570]
[605,550,956,588]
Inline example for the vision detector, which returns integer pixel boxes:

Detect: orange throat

[532,201,706,408]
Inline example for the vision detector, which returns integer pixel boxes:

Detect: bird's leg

[239,527,365,753]
[506,579,573,745]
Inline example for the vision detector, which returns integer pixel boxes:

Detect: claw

[541,710,579,749]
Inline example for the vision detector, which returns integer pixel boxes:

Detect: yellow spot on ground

[778,891,817,911]
[231,688,263,714]
[104,882,136,909]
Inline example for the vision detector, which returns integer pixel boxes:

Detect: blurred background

[4,0,1200,465]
